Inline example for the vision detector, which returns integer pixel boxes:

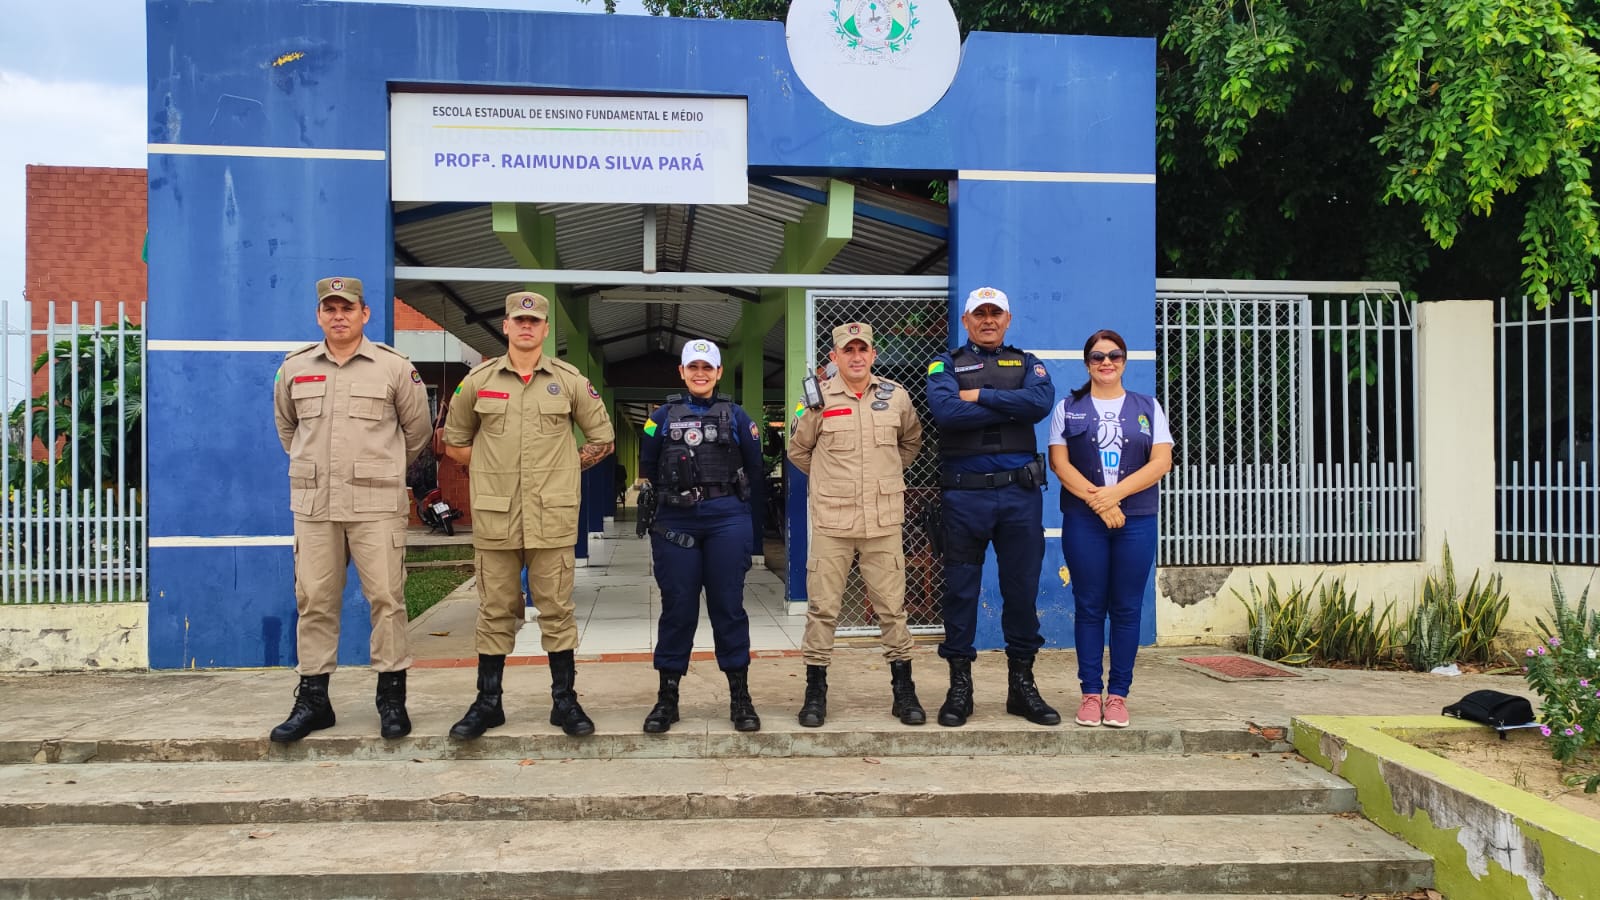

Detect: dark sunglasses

[1088,350,1126,363]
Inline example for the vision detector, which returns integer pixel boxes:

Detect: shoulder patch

[1034,364,1048,378]
[926,360,946,375]
[643,420,659,437]
[587,381,601,400]
[749,421,759,441]
[283,342,318,360]
[410,369,423,384]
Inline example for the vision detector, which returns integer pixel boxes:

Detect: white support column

[1416,299,1496,570]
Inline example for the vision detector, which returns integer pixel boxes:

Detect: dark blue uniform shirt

[926,341,1055,474]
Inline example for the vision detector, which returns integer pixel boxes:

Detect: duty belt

[940,466,1030,490]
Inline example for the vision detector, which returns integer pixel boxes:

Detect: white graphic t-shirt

[1047,394,1173,486]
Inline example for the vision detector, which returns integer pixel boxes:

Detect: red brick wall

[395,299,443,331]
[24,166,148,398]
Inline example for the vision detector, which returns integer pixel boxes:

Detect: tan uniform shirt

[444,354,614,550]
[788,375,923,538]
[274,338,431,522]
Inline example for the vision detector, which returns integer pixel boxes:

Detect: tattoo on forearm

[578,441,614,470]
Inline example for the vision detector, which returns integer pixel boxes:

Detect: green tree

[5,323,144,496]
[593,0,1600,306]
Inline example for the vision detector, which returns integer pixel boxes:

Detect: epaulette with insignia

[548,357,581,375]
[283,342,318,360]
[373,342,409,359]
[714,392,734,403]
[467,357,500,375]
[664,393,685,403]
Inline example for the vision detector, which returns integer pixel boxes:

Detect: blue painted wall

[147,0,1154,667]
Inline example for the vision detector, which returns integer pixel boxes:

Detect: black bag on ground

[1442,690,1535,729]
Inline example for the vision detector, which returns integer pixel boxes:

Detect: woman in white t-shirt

[1045,329,1173,728]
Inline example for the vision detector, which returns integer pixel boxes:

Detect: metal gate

[1156,291,1418,565]
[806,291,947,636]
[2,300,147,604]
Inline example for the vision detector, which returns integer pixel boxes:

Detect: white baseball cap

[963,286,1011,315]
[680,338,722,368]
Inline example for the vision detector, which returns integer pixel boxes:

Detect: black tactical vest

[656,394,741,490]
[938,345,1038,457]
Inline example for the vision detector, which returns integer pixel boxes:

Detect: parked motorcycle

[415,485,463,536]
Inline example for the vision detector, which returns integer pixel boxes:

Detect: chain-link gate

[806,291,947,636]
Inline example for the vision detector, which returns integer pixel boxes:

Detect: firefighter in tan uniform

[788,322,926,727]
[270,276,431,743]
[443,291,615,739]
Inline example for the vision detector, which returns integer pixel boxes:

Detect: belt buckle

[984,472,996,488]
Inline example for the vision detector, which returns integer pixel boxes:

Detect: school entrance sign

[390,93,749,204]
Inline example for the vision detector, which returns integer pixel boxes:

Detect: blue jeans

[1060,508,1157,696]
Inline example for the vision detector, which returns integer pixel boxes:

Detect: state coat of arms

[833,0,918,55]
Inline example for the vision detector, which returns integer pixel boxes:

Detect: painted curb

[1294,714,1600,900]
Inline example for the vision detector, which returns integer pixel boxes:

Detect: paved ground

[0,644,1527,752]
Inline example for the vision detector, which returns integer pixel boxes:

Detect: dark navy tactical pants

[937,482,1046,662]
[650,496,753,673]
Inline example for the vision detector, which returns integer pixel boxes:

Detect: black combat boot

[548,650,595,737]
[449,654,506,740]
[725,666,761,732]
[1005,655,1062,726]
[270,673,335,743]
[642,669,683,734]
[889,659,926,726]
[375,670,411,739]
[796,664,828,728]
[937,658,974,727]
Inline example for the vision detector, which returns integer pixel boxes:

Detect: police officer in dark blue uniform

[925,286,1061,727]
[636,338,765,733]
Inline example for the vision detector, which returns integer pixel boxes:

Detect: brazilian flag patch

[927,360,946,375]
[643,420,658,436]
[453,384,463,396]
[792,401,806,420]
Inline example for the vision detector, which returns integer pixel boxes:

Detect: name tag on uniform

[954,364,983,373]
[997,359,1023,367]
[292,375,326,384]
[822,408,853,418]
[478,390,510,400]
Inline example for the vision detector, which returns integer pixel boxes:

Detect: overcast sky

[0,0,649,400]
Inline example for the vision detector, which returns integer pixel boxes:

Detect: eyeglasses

[1088,350,1126,363]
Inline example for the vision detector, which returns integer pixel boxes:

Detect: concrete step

[1,711,1286,765]
[0,752,1355,827]
[0,814,1433,899]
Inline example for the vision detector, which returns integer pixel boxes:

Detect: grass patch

[406,565,473,620]
[405,545,476,563]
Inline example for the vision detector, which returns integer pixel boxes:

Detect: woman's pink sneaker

[1102,695,1130,728]
[1075,694,1102,726]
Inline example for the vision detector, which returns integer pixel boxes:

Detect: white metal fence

[1495,292,1599,565]
[1156,291,1418,566]
[1,300,146,604]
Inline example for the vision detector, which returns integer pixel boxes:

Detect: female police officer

[636,339,765,733]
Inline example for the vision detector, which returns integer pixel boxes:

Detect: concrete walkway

[0,645,1527,760]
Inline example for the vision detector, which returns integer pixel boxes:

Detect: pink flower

[1537,645,1548,655]
[1583,680,1592,688]
[1549,637,1562,648]
[1526,648,1536,657]
[1577,725,1586,734]
[1541,725,1553,737]
[1522,666,1529,674]
[1565,728,1575,737]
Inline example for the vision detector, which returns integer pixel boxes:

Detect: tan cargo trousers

[292,516,412,675]
[802,532,914,666]
[474,547,578,655]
